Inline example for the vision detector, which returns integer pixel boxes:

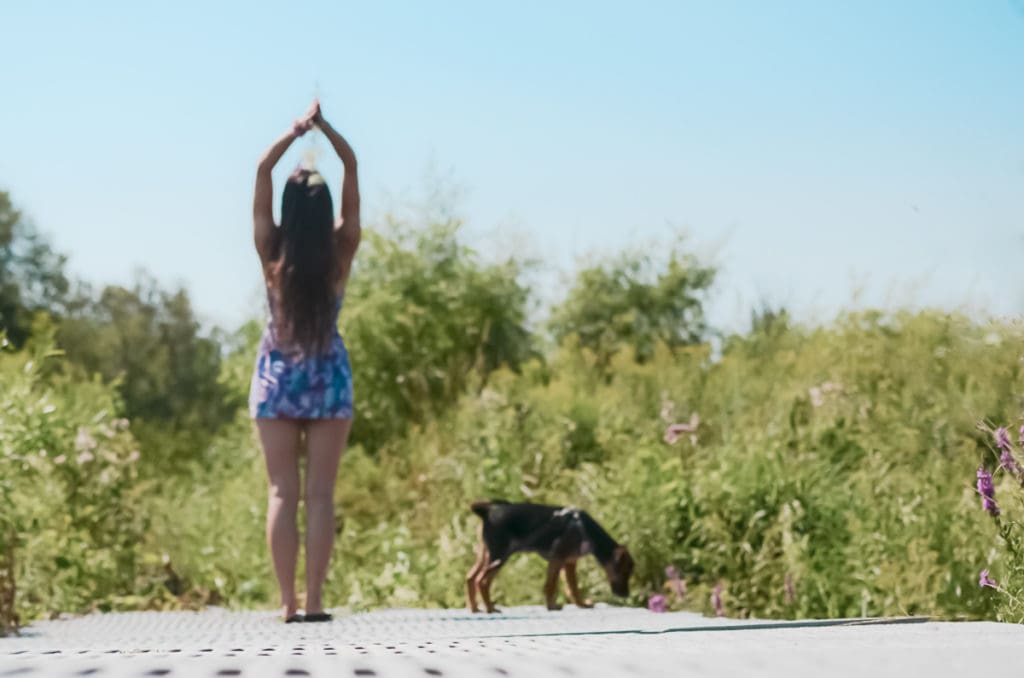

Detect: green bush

[341,218,535,452]
[0,332,151,632]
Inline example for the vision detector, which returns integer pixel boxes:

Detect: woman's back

[261,286,344,356]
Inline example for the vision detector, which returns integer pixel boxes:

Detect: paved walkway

[2,605,1021,677]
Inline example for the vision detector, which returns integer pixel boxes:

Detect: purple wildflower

[1000,448,1021,476]
[1019,424,1024,445]
[784,574,795,605]
[647,594,667,613]
[979,569,998,589]
[995,427,1012,452]
[977,467,1000,516]
[712,583,724,617]
[665,565,686,600]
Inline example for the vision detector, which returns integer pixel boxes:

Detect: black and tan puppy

[465,500,634,613]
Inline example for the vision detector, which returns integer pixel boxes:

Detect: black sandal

[284,613,305,624]
[303,612,333,623]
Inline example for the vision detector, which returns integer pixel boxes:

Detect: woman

[249,100,360,623]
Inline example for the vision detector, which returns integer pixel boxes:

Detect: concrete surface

[1,605,1019,677]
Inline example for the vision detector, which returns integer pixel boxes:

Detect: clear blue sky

[1,1,1022,331]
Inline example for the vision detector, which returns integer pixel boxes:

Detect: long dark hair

[270,168,337,356]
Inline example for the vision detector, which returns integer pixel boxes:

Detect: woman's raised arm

[253,107,315,264]
[314,107,361,281]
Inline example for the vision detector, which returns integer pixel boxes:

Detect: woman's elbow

[343,222,362,245]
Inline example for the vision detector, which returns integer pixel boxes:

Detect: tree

[0,191,70,346]
[57,273,238,475]
[341,218,536,451]
[549,245,715,372]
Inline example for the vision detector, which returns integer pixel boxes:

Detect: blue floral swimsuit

[248,292,353,419]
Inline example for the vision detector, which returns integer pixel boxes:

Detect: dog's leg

[465,539,487,613]
[477,558,503,614]
[562,571,574,603]
[564,561,593,608]
[560,561,579,604]
[544,561,563,611]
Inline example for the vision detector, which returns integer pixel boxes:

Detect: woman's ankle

[305,592,323,614]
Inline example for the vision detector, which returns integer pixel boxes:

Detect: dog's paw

[546,603,564,611]
[486,607,502,614]
[577,599,594,609]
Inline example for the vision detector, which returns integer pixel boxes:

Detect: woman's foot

[281,599,299,623]
[304,611,333,623]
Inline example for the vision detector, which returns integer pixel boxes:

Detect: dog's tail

[470,499,509,520]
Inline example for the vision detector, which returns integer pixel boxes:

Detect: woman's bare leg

[257,419,302,618]
[303,418,352,614]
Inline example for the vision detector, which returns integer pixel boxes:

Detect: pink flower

[809,386,824,408]
[665,565,686,600]
[75,427,97,452]
[647,594,667,613]
[979,569,997,589]
[663,413,700,445]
